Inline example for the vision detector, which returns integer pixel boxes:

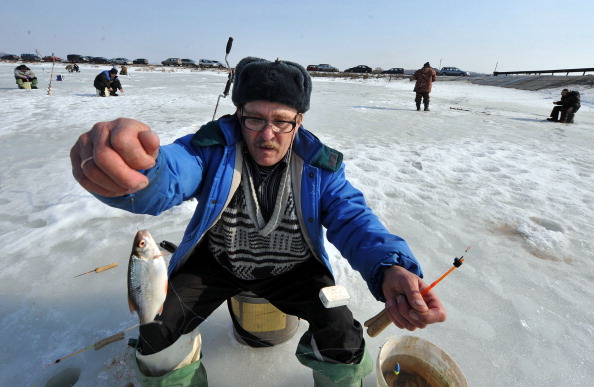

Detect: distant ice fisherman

[547,88,580,123]
[14,65,38,89]
[93,68,124,97]
[413,62,436,111]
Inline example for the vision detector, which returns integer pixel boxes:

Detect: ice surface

[0,62,593,386]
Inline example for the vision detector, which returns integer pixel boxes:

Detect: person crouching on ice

[14,65,38,89]
[547,88,580,123]
[71,57,446,386]
[93,68,124,97]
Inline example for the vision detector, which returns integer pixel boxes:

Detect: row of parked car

[64,55,147,65]
[307,64,404,74]
[0,53,224,69]
[1,53,59,62]
[306,63,471,76]
[161,58,224,68]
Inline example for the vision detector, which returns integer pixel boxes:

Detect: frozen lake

[0,62,593,386]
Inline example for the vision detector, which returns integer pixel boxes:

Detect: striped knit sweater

[207,148,313,280]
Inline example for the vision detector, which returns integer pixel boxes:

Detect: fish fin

[128,296,136,314]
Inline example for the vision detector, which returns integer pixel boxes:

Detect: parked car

[307,64,339,72]
[42,55,62,62]
[181,58,198,67]
[199,59,224,68]
[21,53,42,62]
[162,58,182,66]
[1,54,20,61]
[67,54,87,63]
[382,67,404,74]
[344,65,372,73]
[90,56,110,64]
[111,57,132,65]
[439,67,470,76]
[133,58,149,65]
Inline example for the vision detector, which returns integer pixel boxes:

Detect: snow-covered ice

[0,62,593,386]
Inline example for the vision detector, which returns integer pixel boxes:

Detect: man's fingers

[71,118,158,196]
[138,130,160,160]
[108,119,158,170]
[89,118,154,192]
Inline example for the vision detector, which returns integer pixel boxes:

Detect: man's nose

[259,124,276,140]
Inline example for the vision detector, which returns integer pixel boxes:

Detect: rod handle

[226,37,234,54]
[364,310,392,337]
[95,262,118,273]
[223,79,231,96]
[94,332,125,350]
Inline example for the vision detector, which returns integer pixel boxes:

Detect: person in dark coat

[413,62,437,111]
[93,68,124,96]
[547,89,580,123]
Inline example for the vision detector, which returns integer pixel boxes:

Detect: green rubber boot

[134,358,208,387]
[295,333,372,387]
[134,329,208,387]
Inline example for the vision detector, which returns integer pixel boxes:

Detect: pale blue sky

[2,0,593,73]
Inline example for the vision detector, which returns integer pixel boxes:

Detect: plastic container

[229,291,299,347]
[96,87,109,97]
[376,336,467,387]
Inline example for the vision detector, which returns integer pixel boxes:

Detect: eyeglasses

[240,107,299,133]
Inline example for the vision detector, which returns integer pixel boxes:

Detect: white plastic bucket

[96,87,110,97]
[376,336,467,387]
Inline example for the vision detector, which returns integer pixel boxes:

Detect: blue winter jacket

[97,115,422,301]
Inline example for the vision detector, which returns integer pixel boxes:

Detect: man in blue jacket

[71,57,446,386]
[93,67,124,96]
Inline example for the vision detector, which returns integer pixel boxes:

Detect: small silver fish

[127,229,168,325]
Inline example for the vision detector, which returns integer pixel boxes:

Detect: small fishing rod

[364,246,471,337]
[74,262,118,278]
[45,324,139,367]
[212,37,234,121]
[47,52,57,95]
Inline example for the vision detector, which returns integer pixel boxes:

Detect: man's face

[238,101,302,166]
[561,91,568,97]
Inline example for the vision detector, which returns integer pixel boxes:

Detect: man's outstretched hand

[71,118,160,197]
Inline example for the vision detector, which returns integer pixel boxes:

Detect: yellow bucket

[229,291,299,347]
[376,336,468,387]
[22,82,31,89]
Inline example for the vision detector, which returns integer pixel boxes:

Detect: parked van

[21,53,42,62]
[67,54,87,63]
[199,59,224,68]
[162,58,182,66]
[439,67,470,76]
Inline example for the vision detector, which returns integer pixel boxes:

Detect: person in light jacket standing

[413,62,437,111]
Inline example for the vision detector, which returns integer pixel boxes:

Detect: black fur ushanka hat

[232,57,312,113]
